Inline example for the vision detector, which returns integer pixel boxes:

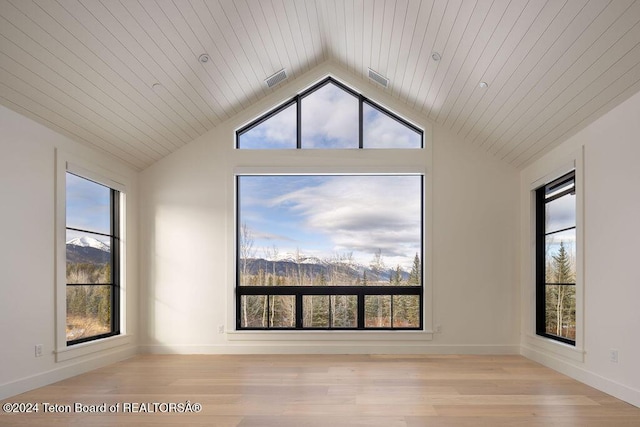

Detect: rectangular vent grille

[265,69,287,88]
[368,68,389,88]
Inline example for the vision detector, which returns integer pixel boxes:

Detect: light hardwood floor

[1,354,639,426]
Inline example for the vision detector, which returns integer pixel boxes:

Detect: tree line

[239,224,421,328]
[66,262,112,340]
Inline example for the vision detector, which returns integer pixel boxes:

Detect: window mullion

[359,95,364,149]
[357,294,365,328]
[296,94,301,149]
[295,295,303,328]
[535,186,546,336]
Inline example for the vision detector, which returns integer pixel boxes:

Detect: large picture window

[535,170,576,345]
[65,172,120,345]
[234,76,425,332]
[236,174,423,330]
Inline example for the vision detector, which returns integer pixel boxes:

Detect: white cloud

[271,175,422,266]
[301,83,359,148]
[363,104,421,148]
[240,103,296,148]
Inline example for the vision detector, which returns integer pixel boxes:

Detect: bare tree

[369,249,386,326]
[239,223,256,327]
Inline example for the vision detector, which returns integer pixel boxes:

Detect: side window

[66,172,120,345]
[535,171,576,345]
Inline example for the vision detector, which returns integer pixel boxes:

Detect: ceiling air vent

[368,68,389,88]
[265,69,287,88]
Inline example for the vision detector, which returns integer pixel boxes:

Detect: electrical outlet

[610,349,619,363]
[217,324,224,334]
[35,344,43,357]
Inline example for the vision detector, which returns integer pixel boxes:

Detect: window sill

[226,330,433,342]
[524,333,585,363]
[55,334,133,362]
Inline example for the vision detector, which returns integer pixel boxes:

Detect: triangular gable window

[237,77,422,149]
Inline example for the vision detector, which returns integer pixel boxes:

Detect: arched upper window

[237,77,422,150]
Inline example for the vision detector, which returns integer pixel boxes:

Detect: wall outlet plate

[610,349,619,363]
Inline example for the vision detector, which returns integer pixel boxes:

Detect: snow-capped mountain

[273,252,327,265]
[66,236,110,251]
[66,236,110,265]
[242,256,405,283]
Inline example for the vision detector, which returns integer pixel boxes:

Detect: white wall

[0,104,139,399]
[139,63,520,354]
[520,90,640,407]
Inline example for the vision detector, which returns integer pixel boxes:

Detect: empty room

[1,0,640,425]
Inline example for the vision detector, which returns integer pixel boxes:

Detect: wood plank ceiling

[1,0,640,171]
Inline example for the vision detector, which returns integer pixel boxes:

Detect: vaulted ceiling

[1,0,640,170]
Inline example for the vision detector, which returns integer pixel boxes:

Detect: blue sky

[238,175,422,269]
[66,173,111,244]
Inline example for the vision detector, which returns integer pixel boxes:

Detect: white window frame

[55,151,131,362]
[523,149,585,362]
[223,72,434,342]
[227,165,433,341]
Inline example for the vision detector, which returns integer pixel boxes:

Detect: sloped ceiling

[1,0,640,171]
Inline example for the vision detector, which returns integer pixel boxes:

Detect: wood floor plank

[1,354,639,426]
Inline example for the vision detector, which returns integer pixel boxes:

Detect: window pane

[546,192,575,234]
[331,295,357,328]
[238,175,422,287]
[301,82,358,148]
[544,284,576,340]
[268,295,295,328]
[545,178,574,200]
[66,230,111,284]
[66,285,112,341]
[363,102,421,148]
[237,103,296,149]
[365,295,391,327]
[303,295,330,328]
[393,295,420,327]
[240,295,267,328]
[545,230,576,284]
[66,173,111,234]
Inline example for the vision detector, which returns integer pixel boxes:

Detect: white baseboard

[140,343,520,355]
[521,345,640,408]
[0,345,137,400]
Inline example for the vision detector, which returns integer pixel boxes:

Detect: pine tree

[393,265,403,286]
[549,242,575,337]
[408,253,421,285]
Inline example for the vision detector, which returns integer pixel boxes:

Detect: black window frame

[235,173,424,331]
[535,170,576,346]
[236,77,423,150]
[66,172,121,345]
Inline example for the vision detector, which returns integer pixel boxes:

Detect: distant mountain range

[65,237,410,281]
[66,236,110,265]
[242,255,407,282]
